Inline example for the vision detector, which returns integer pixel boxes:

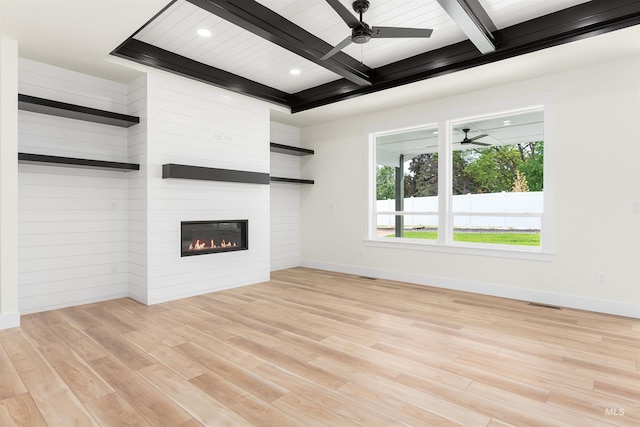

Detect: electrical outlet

[596,272,606,285]
[633,203,640,213]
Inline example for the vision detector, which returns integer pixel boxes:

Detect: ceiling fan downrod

[352,0,371,44]
[353,0,369,16]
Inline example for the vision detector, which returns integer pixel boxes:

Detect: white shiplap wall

[17,59,289,312]
[127,75,148,304]
[18,59,131,313]
[270,122,303,271]
[144,72,270,304]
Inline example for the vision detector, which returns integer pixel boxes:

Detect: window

[375,124,439,240]
[371,106,547,254]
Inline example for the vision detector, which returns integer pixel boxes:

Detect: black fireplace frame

[181,220,248,257]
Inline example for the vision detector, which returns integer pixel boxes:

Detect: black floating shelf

[270,142,314,156]
[270,177,314,184]
[18,152,140,171]
[18,94,140,128]
[162,164,270,185]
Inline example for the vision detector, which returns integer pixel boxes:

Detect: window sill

[364,238,554,261]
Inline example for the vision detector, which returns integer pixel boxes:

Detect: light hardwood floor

[1,267,638,426]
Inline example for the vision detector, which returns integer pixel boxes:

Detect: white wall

[300,55,640,318]
[127,75,148,303]
[17,59,132,314]
[143,71,271,304]
[0,37,20,328]
[270,122,302,270]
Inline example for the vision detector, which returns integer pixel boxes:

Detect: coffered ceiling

[129,0,593,94]
[113,0,640,113]
[2,0,640,127]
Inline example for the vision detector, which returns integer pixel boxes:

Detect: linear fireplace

[181,220,248,257]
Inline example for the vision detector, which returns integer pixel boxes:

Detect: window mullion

[437,121,452,245]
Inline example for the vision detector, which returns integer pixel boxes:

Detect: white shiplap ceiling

[134,0,592,93]
[136,0,340,93]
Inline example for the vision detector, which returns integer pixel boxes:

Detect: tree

[517,141,543,191]
[452,150,482,195]
[512,170,530,192]
[404,153,438,197]
[461,146,521,193]
[399,140,543,198]
[376,165,396,200]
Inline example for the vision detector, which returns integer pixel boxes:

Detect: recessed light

[503,120,511,126]
[197,28,212,37]
[289,68,301,76]
[433,131,439,135]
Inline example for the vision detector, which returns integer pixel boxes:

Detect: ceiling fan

[457,128,491,146]
[321,0,433,60]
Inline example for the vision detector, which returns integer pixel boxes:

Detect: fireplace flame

[188,238,238,252]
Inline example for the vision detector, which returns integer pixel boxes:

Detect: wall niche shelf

[17,95,140,172]
[18,153,140,172]
[269,142,314,184]
[270,142,314,156]
[162,163,270,185]
[18,94,140,128]
[270,177,314,185]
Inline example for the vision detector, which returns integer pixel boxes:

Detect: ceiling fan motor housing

[353,25,372,43]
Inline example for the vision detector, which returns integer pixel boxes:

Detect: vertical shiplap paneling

[270,122,302,271]
[17,59,131,313]
[127,75,148,304]
[145,72,270,304]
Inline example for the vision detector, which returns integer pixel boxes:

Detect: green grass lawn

[386,230,540,246]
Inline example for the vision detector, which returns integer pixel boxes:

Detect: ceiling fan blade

[371,26,433,38]
[325,0,361,28]
[471,141,491,147]
[321,36,353,60]
[468,133,489,142]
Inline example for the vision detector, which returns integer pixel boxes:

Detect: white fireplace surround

[16,59,287,314]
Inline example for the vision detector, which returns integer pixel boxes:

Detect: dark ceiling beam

[112,0,640,114]
[290,0,640,112]
[112,39,291,107]
[186,0,372,86]
[496,0,640,52]
[435,0,497,54]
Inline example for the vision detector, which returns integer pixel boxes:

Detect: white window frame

[365,97,555,261]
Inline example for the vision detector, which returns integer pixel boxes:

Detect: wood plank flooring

[1,267,639,426]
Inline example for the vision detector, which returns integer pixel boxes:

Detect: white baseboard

[0,311,21,330]
[300,259,640,319]
[270,262,302,272]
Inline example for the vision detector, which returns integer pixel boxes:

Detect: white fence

[377,192,543,230]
